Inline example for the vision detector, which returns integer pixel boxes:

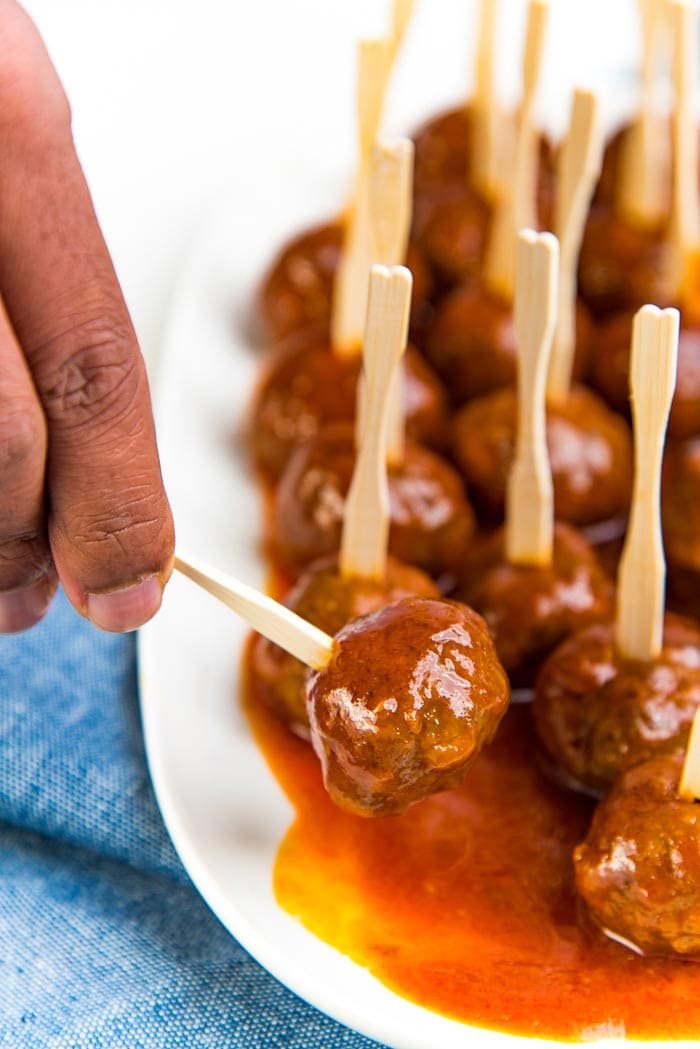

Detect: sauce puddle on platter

[243,653,700,1040]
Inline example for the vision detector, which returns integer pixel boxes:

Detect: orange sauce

[244,657,700,1041]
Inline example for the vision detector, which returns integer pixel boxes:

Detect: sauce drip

[244,656,700,1040]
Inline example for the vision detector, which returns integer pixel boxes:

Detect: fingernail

[86,574,163,632]
[0,579,55,634]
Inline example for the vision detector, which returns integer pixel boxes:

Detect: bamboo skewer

[617,0,670,228]
[679,707,700,801]
[472,0,501,200]
[548,88,603,404]
[367,139,414,467]
[668,0,700,302]
[331,37,393,356]
[615,305,679,663]
[341,265,412,581]
[174,554,335,671]
[505,230,558,567]
[390,0,415,56]
[484,0,549,301]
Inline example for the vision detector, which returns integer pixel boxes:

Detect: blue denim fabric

[0,591,383,1048]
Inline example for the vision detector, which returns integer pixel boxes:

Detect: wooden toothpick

[390,0,415,56]
[174,553,335,671]
[484,0,549,301]
[331,37,393,356]
[472,0,501,199]
[615,305,679,662]
[505,230,558,567]
[617,0,670,228]
[668,0,700,302]
[548,88,603,404]
[679,706,700,801]
[341,265,412,581]
[368,139,414,467]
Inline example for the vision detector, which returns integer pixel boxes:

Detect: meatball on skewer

[271,268,474,581]
[574,706,700,961]
[591,2,700,439]
[534,304,700,797]
[425,0,551,398]
[251,137,447,481]
[459,231,612,689]
[452,90,633,535]
[250,266,439,736]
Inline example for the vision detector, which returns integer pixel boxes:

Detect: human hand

[0,2,174,633]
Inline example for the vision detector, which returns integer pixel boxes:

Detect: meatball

[306,596,510,816]
[452,384,633,527]
[574,751,700,959]
[427,284,591,406]
[255,220,434,348]
[458,522,613,689]
[592,312,700,440]
[413,106,474,198]
[533,615,700,796]
[249,340,449,481]
[272,423,475,579]
[663,437,700,617]
[578,206,672,320]
[247,554,438,737]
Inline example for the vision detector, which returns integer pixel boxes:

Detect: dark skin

[0,3,174,634]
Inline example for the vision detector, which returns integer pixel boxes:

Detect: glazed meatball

[413,106,474,198]
[427,284,591,406]
[592,312,700,440]
[306,596,510,816]
[578,206,672,319]
[255,220,433,348]
[452,384,633,527]
[574,750,700,959]
[459,522,613,689]
[249,340,449,481]
[663,438,700,617]
[272,423,475,579]
[247,555,439,737]
[533,615,700,796]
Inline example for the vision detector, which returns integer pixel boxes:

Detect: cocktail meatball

[533,615,700,796]
[306,596,510,816]
[459,522,613,689]
[247,555,438,737]
[574,750,700,959]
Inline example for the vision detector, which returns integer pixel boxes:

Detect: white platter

[136,2,693,1045]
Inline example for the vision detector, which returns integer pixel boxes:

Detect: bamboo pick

[679,707,700,801]
[505,230,558,567]
[668,0,700,302]
[340,265,412,581]
[472,0,500,199]
[484,0,549,301]
[368,139,414,467]
[390,0,415,56]
[331,37,393,356]
[615,305,679,662]
[617,0,670,228]
[174,553,335,671]
[547,89,604,404]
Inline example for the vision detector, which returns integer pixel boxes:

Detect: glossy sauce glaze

[243,666,700,1041]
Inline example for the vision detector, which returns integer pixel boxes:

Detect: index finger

[0,5,174,630]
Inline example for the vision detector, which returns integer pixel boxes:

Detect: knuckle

[38,313,144,436]
[0,403,46,476]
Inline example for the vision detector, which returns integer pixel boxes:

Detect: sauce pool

[243,648,700,1041]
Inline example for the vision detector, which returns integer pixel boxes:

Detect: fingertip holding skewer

[505,228,558,567]
[174,553,335,671]
[615,304,680,663]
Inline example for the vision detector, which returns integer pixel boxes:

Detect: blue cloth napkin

[0,590,384,1048]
